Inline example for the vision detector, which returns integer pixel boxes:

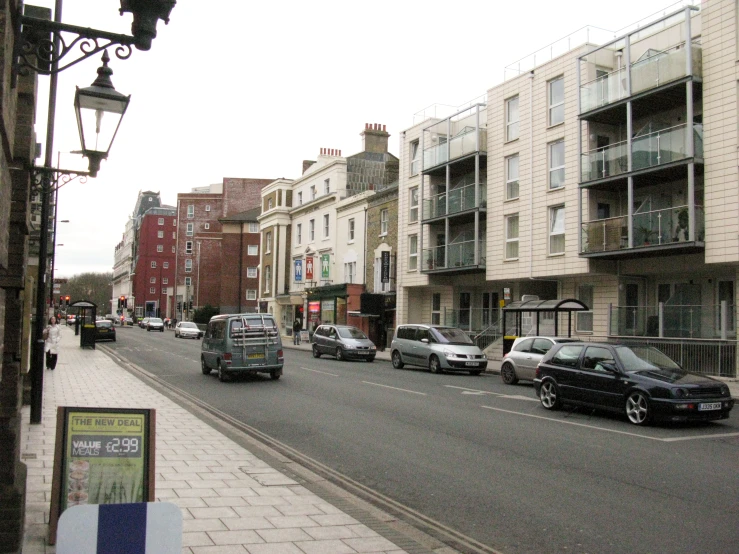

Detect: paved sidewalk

[20,327,414,554]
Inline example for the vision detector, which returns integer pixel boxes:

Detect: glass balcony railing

[580,67,627,113]
[581,140,628,182]
[423,129,487,170]
[422,239,486,271]
[422,183,487,220]
[632,123,702,171]
[580,205,705,253]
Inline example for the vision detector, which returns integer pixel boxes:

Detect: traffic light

[119,295,125,309]
[189,300,193,311]
[177,301,182,312]
[64,295,70,306]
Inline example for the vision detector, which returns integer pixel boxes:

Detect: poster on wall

[321,254,330,279]
[294,259,303,282]
[306,257,314,281]
[48,407,156,544]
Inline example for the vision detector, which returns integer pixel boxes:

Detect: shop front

[307,283,365,333]
[358,292,396,351]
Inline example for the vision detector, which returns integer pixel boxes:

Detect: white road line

[445,385,492,394]
[481,405,739,442]
[445,385,538,402]
[300,367,339,377]
[362,381,427,395]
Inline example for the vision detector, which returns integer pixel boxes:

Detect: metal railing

[610,303,734,340]
[632,123,703,171]
[423,129,487,170]
[422,182,486,220]
[443,308,501,335]
[422,239,486,271]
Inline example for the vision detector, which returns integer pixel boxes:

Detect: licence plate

[357,351,369,355]
[248,353,265,359]
[465,362,479,367]
[698,402,722,411]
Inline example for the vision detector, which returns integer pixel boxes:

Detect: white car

[175,321,203,339]
[146,317,164,332]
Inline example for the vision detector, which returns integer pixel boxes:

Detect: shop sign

[294,259,303,282]
[306,257,314,280]
[504,288,511,301]
[321,254,330,279]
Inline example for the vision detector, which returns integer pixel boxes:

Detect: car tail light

[277,349,284,360]
[535,366,541,378]
[223,353,232,361]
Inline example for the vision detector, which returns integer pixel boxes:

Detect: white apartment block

[397,1,739,376]
[111,217,135,316]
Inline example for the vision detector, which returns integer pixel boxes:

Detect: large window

[185,259,192,272]
[549,77,564,126]
[310,185,316,200]
[151,261,157,268]
[410,140,420,175]
[309,219,315,241]
[505,214,519,259]
[298,191,303,205]
[323,214,329,238]
[409,234,418,270]
[246,290,257,300]
[264,265,271,293]
[248,222,259,233]
[187,205,194,219]
[576,284,594,332]
[432,293,441,325]
[185,277,191,286]
[267,198,273,210]
[549,140,565,189]
[506,96,519,141]
[156,245,163,252]
[158,217,164,225]
[185,241,193,254]
[248,244,258,256]
[324,178,330,194]
[380,209,388,235]
[157,230,163,238]
[506,155,519,200]
[549,205,565,254]
[163,262,169,269]
[296,223,302,245]
[344,262,356,283]
[348,218,355,242]
[265,231,272,254]
[409,187,418,223]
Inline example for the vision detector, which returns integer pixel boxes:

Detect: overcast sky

[32,0,692,278]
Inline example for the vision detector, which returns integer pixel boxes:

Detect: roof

[503,298,589,312]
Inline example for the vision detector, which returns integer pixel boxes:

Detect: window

[505,214,519,259]
[185,259,192,272]
[409,187,418,223]
[150,277,156,283]
[506,96,519,141]
[296,223,302,245]
[247,267,257,278]
[323,214,329,238]
[549,77,564,126]
[157,230,164,238]
[204,223,210,230]
[157,245,163,252]
[246,290,257,300]
[187,205,194,219]
[161,288,167,295]
[309,219,315,241]
[380,209,388,235]
[151,261,157,268]
[172,219,176,226]
[186,223,194,236]
[205,205,211,212]
[432,293,441,325]
[265,231,272,254]
[172,246,175,253]
[248,244,258,256]
[248,222,259,233]
[264,265,271,293]
[163,262,169,269]
[324,178,330,194]
[311,185,316,200]
[410,140,420,175]
[549,205,565,254]
[409,234,418,270]
[268,198,273,210]
[172,232,176,239]
[186,241,193,254]
[506,155,519,200]
[577,284,594,332]
[298,191,303,205]
[549,140,565,189]
[158,217,164,225]
[162,278,168,285]
[185,277,191,286]
[348,219,355,242]
[149,287,155,294]
[344,262,356,283]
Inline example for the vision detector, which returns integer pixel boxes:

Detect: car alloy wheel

[391,350,404,369]
[201,357,210,375]
[335,347,344,361]
[429,355,442,374]
[312,344,321,358]
[539,380,561,410]
[500,362,519,385]
[626,391,650,425]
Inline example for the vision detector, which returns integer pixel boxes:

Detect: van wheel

[270,370,281,380]
[201,357,210,375]
[335,347,344,361]
[391,350,404,369]
[312,344,321,358]
[218,363,228,382]
[429,355,443,374]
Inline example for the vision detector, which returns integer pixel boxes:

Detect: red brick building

[220,207,262,313]
[132,207,177,318]
[175,177,274,320]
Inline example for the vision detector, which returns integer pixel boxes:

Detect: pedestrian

[292,318,302,345]
[44,316,61,371]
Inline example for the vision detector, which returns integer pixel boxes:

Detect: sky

[32,0,695,278]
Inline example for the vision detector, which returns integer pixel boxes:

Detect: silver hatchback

[501,336,578,384]
[312,324,376,362]
[390,324,487,375]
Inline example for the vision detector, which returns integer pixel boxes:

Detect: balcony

[580,123,703,183]
[422,182,486,221]
[423,128,487,171]
[581,205,704,255]
[422,239,486,273]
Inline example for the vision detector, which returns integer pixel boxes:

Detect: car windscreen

[149,318,163,323]
[431,327,474,345]
[96,321,112,328]
[180,322,197,328]
[338,327,367,339]
[614,345,681,371]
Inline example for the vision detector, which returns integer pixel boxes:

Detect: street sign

[54,278,68,284]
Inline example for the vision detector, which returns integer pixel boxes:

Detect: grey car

[175,321,203,339]
[146,317,164,332]
[312,324,376,362]
[501,336,578,384]
[390,324,487,375]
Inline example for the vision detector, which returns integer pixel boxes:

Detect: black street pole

[30,0,63,424]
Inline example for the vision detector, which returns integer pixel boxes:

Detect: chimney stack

[361,122,390,154]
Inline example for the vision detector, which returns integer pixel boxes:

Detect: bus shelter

[71,300,97,349]
[502,298,589,355]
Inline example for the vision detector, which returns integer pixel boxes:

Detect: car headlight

[672,388,688,399]
[721,385,730,396]
[443,349,455,357]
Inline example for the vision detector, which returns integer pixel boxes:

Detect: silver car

[146,317,164,332]
[312,324,376,362]
[501,336,578,384]
[175,321,203,339]
[390,324,487,375]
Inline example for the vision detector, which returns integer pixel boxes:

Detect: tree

[59,272,113,315]
[193,304,219,324]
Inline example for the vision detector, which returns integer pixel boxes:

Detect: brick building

[132,207,177,318]
[219,207,262,313]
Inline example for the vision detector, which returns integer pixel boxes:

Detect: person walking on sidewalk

[292,318,302,345]
[44,316,61,370]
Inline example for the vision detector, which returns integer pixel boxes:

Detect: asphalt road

[104,326,739,554]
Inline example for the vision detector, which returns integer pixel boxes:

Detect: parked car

[146,317,164,332]
[390,324,487,375]
[534,342,735,425]
[94,320,116,342]
[201,313,283,381]
[175,321,203,339]
[66,314,76,326]
[138,317,150,328]
[501,336,579,384]
[312,324,376,362]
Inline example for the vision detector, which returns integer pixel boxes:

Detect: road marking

[362,381,427,395]
[446,385,538,402]
[446,385,493,394]
[300,367,339,377]
[481,406,739,442]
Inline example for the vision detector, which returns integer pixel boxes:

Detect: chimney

[361,122,390,154]
[302,160,316,174]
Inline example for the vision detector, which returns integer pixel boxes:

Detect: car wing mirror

[420,338,429,344]
[599,361,619,373]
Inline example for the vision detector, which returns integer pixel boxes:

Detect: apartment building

[219,207,262,314]
[111,217,135,316]
[132,207,177,318]
[397,2,738,375]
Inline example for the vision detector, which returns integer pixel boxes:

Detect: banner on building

[381,251,390,283]
[294,259,303,282]
[306,257,314,280]
[321,254,330,279]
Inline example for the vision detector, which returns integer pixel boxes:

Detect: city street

[105,326,739,554]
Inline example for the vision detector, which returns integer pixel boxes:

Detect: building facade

[132,207,177,318]
[219,207,262,314]
[111,217,135,317]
